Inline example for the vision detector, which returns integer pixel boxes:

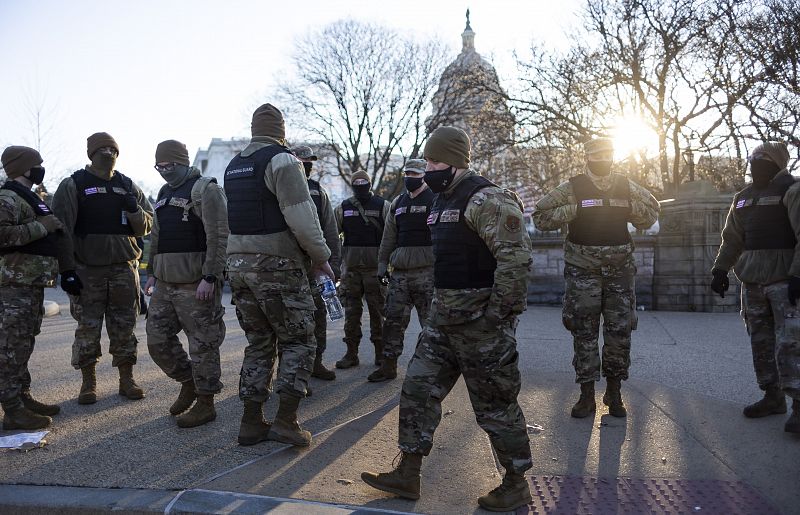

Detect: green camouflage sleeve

[52,177,78,272]
[532,181,576,231]
[319,188,342,278]
[0,195,48,248]
[378,196,399,269]
[146,209,159,275]
[200,181,229,276]
[629,181,659,229]
[712,199,744,272]
[465,187,532,321]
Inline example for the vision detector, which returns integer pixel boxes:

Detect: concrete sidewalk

[1,296,798,514]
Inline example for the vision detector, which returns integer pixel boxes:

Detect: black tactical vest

[308,179,323,219]
[0,181,59,257]
[567,174,632,246]
[735,173,797,250]
[72,169,135,237]
[224,145,290,235]
[428,175,497,289]
[341,195,386,247]
[395,188,433,248]
[153,176,208,254]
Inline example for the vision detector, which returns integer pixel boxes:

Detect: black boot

[336,341,360,369]
[570,382,596,418]
[20,389,60,416]
[743,385,787,418]
[361,452,422,499]
[603,377,626,417]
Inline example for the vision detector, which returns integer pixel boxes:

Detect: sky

[0,0,582,194]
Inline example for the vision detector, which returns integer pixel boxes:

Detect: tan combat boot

[78,364,97,405]
[785,399,800,433]
[118,363,145,400]
[268,392,312,447]
[311,352,336,380]
[478,472,532,512]
[367,358,397,382]
[743,385,787,418]
[170,380,197,415]
[176,394,216,428]
[20,389,60,416]
[2,399,51,430]
[570,382,596,418]
[238,400,271,446]
[336,341,360,369]
[603,377,626,417]
[361,452,422,499]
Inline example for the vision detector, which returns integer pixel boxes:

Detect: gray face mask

[159,164,191,187]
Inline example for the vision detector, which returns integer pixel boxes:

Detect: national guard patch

[410,205,427,213]
[439,209,460,223]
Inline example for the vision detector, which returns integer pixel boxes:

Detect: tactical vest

[395,188,433,248]
[72,169,135,237]
[153,176,208,254]
[567,174,632,246]
[341,195,386,247]
[735,173,797,250]
[428,175,497,289]
[0,182,59,257]
[308,179,323,219]
[224,145,289,235]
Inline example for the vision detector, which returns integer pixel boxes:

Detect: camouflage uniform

[398,170,533,474]
[533,171,659,383]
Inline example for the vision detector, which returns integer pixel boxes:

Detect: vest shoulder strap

[190,176,217,211]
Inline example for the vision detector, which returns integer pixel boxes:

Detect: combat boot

[268,392,312,446]
[170,380,196,415]
[20,389,60,416]
[118,363,145,400]
[477,472,532,512]
[367,358,397,382]
[78,364,97,405]
[238,400,271,446]
[570,382,596,418]
[311,353,336,380]
[743,385,787,418]
[603,377,626,417]
[176,394,216,428]
[373,341,384,366]
[361,452,422,500]
[2,399,51,430]
[336,342,360,369]
[785,399,800,433]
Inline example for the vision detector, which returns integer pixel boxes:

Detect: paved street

[0,288,798,514]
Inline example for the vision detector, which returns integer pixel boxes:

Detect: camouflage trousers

[146,280,226,394]
[340,267,385,350]
[70,262,140,369]
[307,275,327,357]
[741,281,800,396]
[382,267,434,360]
[562,262,637,384]
[228,266,316,401]
[0,285,44,403]
[398,317,533,474]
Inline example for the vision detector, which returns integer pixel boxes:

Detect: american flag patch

[84,187,98,195]
[427,211,439,225]
[581,199,603,207]
[38,203,50,213]
[736,199,746,209]
[343,210,357,217]
[154,199,167,209]
[395,207,408,216]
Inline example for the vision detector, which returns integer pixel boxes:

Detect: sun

[609,116,659,160]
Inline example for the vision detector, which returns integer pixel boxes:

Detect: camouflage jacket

[378,193,435,271]
[532,171,659,270]
[430,170,533,326]
[0,187,59,287]
[713,170,800,285]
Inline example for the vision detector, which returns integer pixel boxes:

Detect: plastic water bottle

[316,274,344,321]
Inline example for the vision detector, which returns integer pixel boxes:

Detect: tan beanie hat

[584,137,614,156]
[251,103,286,140]
[751,141,791,170]
[87,132,119,158]
[423,126,471,169]
[351,170,371,184]
[1,146,43,179]
[155,140,190,166]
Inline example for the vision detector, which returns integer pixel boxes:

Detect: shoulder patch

[504,215,521,233]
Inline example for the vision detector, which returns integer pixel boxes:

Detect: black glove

[61,270,83,296]
[788,276,800,306]
[710,268,729,298]
[122,194,139,213]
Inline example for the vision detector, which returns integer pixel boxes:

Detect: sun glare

[610,117,659,160]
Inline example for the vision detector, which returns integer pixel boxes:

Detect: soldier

[144,140,228,428]
[226,103,333,447]
[335,170,389,369]
[532,137,659,419]
[0,146,63,429]
[710,141,800,433]
[368,159,434,382]
[52,132,154,404]
[361,127,534,512]
[291,145,341,381]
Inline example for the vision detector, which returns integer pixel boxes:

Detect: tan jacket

[52,167,153,271]
[378,193,435,271]
[311,180,342,278]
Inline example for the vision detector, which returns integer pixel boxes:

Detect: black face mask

[404,177,424,192]
[750,159,781,189]
[303,162,313,177]
[27,166,46,185]
[91,152,117,173]
[587,160,613,176]
[424,166,455,193]
[353,184,371,201]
